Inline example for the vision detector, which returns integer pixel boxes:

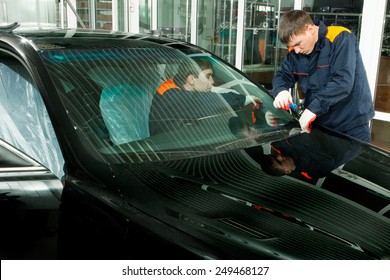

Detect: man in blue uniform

[272,10,374,142]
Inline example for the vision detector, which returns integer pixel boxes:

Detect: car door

[0,138,63,236]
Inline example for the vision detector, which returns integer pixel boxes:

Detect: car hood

[108,125,390,259]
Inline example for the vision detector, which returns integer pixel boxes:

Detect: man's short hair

[175,58,212,85]
[278,10,314,45]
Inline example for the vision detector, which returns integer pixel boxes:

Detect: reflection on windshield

[42,44,294,163]
[258,127,363,183]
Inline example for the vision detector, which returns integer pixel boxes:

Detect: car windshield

[41,42,294,163]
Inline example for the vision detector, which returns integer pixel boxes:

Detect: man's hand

[273,90,292,110]
[299,109,317,133]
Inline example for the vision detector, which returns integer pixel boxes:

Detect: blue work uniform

[272,20,374,142]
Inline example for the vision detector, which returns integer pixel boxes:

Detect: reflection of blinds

[149,91,237,150]
[44,47,240,164]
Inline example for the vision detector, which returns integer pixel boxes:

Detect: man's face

[271,154,296,175]
[288,24,317,55]
[193,68,214,92]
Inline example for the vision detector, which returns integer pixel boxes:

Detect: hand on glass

[299,109,317,133]
[273,90,292,111]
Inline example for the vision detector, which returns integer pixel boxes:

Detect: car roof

[9,27,192,51]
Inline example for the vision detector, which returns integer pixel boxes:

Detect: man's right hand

[273,90,292,111]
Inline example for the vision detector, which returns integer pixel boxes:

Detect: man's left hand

[299,109,317,133]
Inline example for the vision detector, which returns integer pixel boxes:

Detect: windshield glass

[41,42,294,163]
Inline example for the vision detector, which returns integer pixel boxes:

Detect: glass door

[372,0,390,150]
[76,0,91,28]
[74,0,112,29]
[139,0,151,32]
[156,0,192,42]
[213,0,239,65]
[242,0,284,90]
[95,0,112,29]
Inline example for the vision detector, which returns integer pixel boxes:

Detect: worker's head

[260,154,296,176]
[176,58,214,92]
[278,10,318,55]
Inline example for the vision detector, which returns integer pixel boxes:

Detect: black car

[0,23,389,260]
